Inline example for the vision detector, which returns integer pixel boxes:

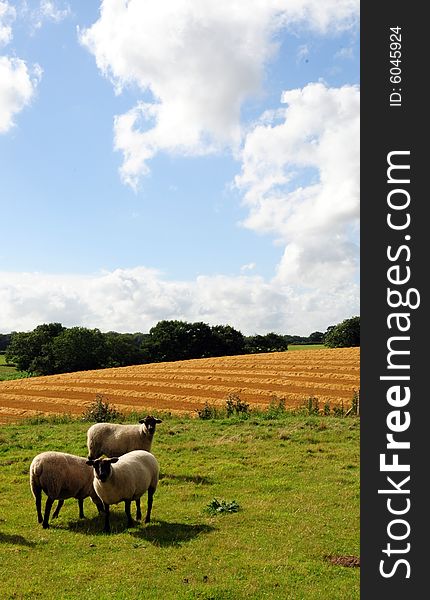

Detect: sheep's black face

[95,460,111,483]
[140,415,162,435]
[87,457,118,482]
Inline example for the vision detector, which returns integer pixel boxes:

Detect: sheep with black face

[86,416,162,460]
[87,450,159,533]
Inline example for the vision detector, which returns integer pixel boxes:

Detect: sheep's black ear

[86,459,94,466]
[109,457,119,464]
[139,418,145,424]
[155,418,162,423]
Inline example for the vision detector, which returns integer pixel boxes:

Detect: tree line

[2,316,359,377]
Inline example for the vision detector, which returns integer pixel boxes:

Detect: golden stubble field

[0,347,359,423]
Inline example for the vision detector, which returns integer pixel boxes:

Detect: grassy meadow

[288,345,325,351]
[0,409,359,599]
[0,353,28,382]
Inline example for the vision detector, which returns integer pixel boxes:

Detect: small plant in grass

[323,401,331,416]
[264,395,286,419]
[196,401,220,420]
[305,396,320,415]
[225,393,250,418]
[81,394,125,422]
[333,400,345,417]
[206,498,240,515]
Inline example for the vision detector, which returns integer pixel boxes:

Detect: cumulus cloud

[0,267,358,336]
[0,2,42,133]
[79,0,359,188]
[0,3,360,337]
[0,56,42,133]
[236,82,359,293]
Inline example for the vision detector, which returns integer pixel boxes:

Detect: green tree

[143,320,214,362]
[324,316,360,348]
[245,332,288,353]
[309,331,325,343]
[51,327,108,373]
[5,323,65,374]
[210,325,245,356]
[104,332,147,367]
[0,333,12,352]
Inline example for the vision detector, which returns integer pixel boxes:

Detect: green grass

[0,353,29,381]
[0,412,359,599]
[288,344,326,351]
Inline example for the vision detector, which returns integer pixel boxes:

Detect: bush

[196,402,220,420]
[264,396,287,419]
[81,394,125,423]
[305,396,320,415]
[225,393,250,417]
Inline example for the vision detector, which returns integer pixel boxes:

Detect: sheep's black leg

[34,486,43,524]
[78,498,85,518]
[43,497,54,529]
[95,498,104,514]
[124,499,134,527]
[103,503,111,533]
[52,499,64,519]
[145,487,155,523]
[135,499,142,521]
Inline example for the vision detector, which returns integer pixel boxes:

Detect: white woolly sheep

[86,415,162,460]
[87,449,159,533]
[29,451,104,529]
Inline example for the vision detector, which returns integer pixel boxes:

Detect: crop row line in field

[47,371,359,387]
[1,362,359,386]
[53,378,357,393]
[7,376,356,394]
[0,385,351,413]
[0,377,355,404]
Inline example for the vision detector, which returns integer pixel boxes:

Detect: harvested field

[0,347,359,423]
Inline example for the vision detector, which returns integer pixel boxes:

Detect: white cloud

[23,0,71,30]
[39,0,71,22]
[0,3,42,133]
[0,56,42,133]
[240,263,256,272]
[0,266,358,336]
[0,1,15,47]
[80,0,359,188]
[335,46,354,60]
[236,82,359,293]
[0,3,360,337]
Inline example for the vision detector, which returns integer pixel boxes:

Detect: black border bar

[361,2,427,596]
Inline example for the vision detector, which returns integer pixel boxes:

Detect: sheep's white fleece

[93,450,159,506]
[30,451,98,501]
[87,423,153,459]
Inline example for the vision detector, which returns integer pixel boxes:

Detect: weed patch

[205,498,241,515]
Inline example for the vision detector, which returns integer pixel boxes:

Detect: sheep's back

[30,451,94,499]
[87,423,149,458]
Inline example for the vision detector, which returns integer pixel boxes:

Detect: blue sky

[0,1,359,336]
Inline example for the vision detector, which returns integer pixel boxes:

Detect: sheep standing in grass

[29,451,104,529]
[86,415,162,460]
[87,450,159,533]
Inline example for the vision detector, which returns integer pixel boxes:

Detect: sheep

[86,450,159,533]
[29,451,104,529]
[86,415,162,460]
